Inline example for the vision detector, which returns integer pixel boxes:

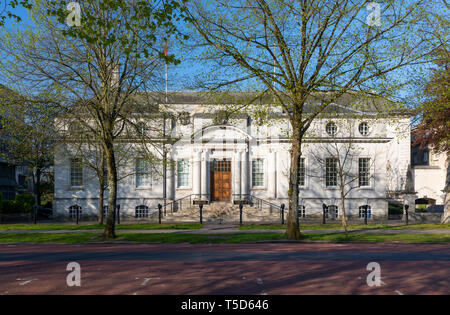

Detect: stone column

[234,151,242,200]
[268,150,276,199]
[166,159,174,201]
[201,150,209,201]
[241,150,248,199]
[193,150,201,200]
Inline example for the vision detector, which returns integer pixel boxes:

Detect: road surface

[0,242,449,294]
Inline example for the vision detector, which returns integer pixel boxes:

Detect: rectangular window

[359,158,371,187]
[136,159,150,187]
[177,159,190,187]
[299,158,305,186]
[252,159,264,187]
[325,158,338,187]
[70,157,83,187]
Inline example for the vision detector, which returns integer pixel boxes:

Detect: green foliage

[0,1,33,27]
[388,203,404,215]
[45,0,188,60]
[413,49,450,152]
[0,193,34,214]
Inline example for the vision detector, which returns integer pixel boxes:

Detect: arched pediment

[190,124,253,142]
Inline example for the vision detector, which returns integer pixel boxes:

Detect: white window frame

[135,205,149,218]
[251,158,265,188]
[135,158,151,188]
[70,157,83,188]
[325,121,338,136]
[325,157,339,188]
[68,205,82,218]
[358,157,371,187]
[358,155,375,189]
[325,205,338,219]
[358,122,370,136]
[298,205,306,218]
[298,157,306,188]
[359,205,372,218]
[177,158,191,188]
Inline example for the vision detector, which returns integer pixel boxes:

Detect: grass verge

[0,223,202,231]
[0,232,449,243]
[239,223,450,231]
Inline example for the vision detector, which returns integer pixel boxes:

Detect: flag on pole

[164,41,168,56]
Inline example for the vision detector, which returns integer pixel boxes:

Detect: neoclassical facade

[53,91,412,221]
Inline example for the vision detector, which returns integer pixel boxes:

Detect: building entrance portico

[185,125,252,204]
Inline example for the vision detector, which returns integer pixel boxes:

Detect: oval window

[326,122,337,135]
[359,122,369,136]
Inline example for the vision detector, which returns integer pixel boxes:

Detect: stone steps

[162,202,281,223]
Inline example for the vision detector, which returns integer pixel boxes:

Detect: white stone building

[53,91,412,222]
[411,129,449,211]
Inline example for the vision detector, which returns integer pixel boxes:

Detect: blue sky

[1,1,447,110]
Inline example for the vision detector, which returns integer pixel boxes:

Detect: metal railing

[232,194,286,224]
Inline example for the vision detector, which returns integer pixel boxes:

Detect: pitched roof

[140,90,410,115]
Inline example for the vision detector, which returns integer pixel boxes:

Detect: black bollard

[322,203,327,224]
[158,203,162,224]
[76,207,79,225]
[239,202,243,225]
[281,204,285,225]
[199,204,203,224]
[405,204,409,225]
[364,205,368,225]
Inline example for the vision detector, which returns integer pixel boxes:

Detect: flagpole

[164,40,168,104]
[165,62,168,104]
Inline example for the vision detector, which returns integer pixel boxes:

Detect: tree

[0,0,186,238]
[185,0,442,239]
[413,48,449,223]
[307,118,378,236]
[0,0,32,27]
[0,87,57,208]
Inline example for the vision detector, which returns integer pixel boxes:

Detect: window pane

[136,159,150,187]
[135,205,149,218]
[299,158,305,186]
[326,158,338,187]
[70,158,83,187]
[359,122,369,136]
[326,122,337,135]
[252,159,264,187]
[177,159,190,187]
[359,158,370,186]
[359,205,372,218]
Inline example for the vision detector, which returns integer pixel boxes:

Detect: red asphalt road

[0,242,449,295]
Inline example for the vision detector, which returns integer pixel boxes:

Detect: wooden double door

[210,160,232,201]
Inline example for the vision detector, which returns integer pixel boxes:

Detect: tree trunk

[285,124,303,240]
[441,152,450,224]
[98,182,105,225]
[103,136,117,239]
[340,188,348,238]
[98,153,106,225]
[36,167,41,206]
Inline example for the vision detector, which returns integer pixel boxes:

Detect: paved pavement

[0,242,449,294]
